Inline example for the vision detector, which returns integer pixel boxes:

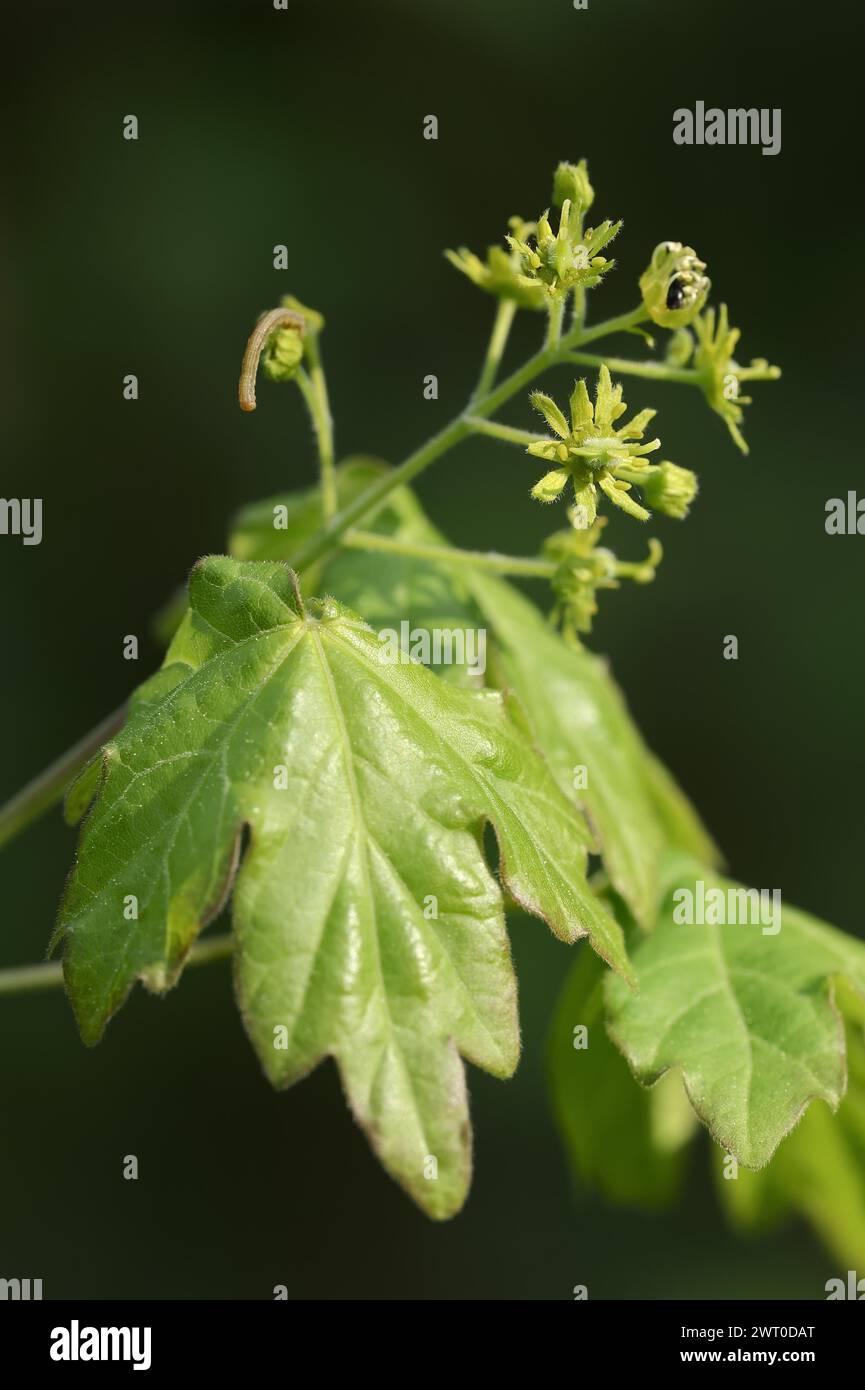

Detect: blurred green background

[2,0,863,1298]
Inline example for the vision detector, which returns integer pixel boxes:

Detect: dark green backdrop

[2,0,862,1298]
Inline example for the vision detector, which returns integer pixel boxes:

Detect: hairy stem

[472,298,517,400]
[0,932,234,997]
[300,334,337,518]
[545,298,565,350]
[575,305,650,347]
[565,352,701,385]
[287,416,474,572]
[344,529,555,577]
[466,417,546,446]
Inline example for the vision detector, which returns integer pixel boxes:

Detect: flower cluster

[543,513,662,643]
[439,158,777,630]
[445,217,547,310]
[527,365,696,526]
[446,159,619,307]
[506,202,621,302]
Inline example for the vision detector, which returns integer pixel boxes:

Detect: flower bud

[552,160,594,215]
[639,461,698,519]
[666,327,694,368]
[262,324,305,382]
[639,241,710,328]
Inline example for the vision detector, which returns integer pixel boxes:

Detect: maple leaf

[57,556,630,1217]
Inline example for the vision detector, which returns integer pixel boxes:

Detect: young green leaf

[606,853,865,1169]
[57,556,630,1218]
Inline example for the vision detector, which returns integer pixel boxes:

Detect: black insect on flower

[665,278,687,311]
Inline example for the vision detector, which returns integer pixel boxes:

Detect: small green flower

[543,513,662,643]
[507,201,621,302]
[639,241,710,328]
[527,365,661,524]
[552,159,594,215]
[445,217,547,310]
[691,304,781,454]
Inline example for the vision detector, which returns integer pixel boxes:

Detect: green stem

[573,305,650,347]
[571,205,587,336]
[565,352,701,386]
[473,299,517,400]
[466,417,545,447]
[344,529,554,578]
[0,705,126,853]
[469,342,556,422]
[545,298,565,350]
[0,932,234,997]
[288,415,474,573]
[297,335,337,518]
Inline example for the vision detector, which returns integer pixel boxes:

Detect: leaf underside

[58,556,628,1218]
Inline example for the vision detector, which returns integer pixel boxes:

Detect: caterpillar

[238,307,306,412]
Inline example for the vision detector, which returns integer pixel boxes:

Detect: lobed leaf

[57,557,629,1217]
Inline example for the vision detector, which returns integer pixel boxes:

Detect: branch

[298,332,337,518]
[564,352,701,386]
[466,417,546,447]
[0,705,127,854]
[0,932,234,997]
[343,530,554,578]
[472,298,517,401]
